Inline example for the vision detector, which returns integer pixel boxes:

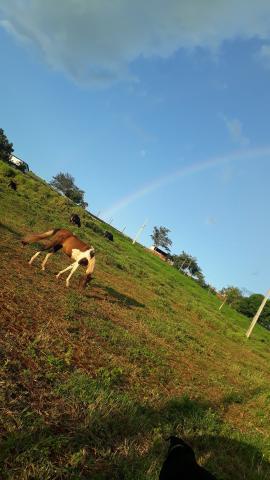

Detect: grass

[1,159,270,479]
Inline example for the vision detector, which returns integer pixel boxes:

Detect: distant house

[149,245,169,261]
[9,154,29,172]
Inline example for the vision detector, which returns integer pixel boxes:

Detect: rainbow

[102,146,270,218]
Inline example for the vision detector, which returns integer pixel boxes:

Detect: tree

[80,201,89,209]
[239,293,270,330]
[151,226,172,252]
[0,128,14,163]
[219,287,270,330]
[194,269,206,288]
[50,172,87,207]
[220,286,243,310]
[172,250,205,284]
[172,251,190,270]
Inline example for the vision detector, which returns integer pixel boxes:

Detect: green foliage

[85,220,104,235]
[172,250,205,285]
[15,161,28,173]
[221,285,243,310]
[2,165,16,178]
[97,366,125,387]
[151,226,172,252]
[220,287,270,329]
[50,172,87,207]
[239,294,270,330]
[0,128,14,162]
[64,291,82,322]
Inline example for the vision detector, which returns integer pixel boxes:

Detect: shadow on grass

[0,221,20,237]
[87,285,145,309]
[1,396,269,479]
[105,286,145,308]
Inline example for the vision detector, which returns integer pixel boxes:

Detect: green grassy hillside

[1,160,270,479]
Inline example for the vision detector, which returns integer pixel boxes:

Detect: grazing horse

[70,213,81,228]
[104,230,113,241]
[8,180,17,191]
[22,228,95,288]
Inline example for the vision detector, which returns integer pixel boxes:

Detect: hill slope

[1,160,270,480]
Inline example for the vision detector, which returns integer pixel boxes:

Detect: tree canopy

[172,250,205,286]
[151,226,172,252]
[220,286,270,330]
[220,286,243,310]
[0,128,14,163]
[239,294,270,330]
[50,172,87,208]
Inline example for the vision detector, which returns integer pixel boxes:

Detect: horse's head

[79,248,96,289]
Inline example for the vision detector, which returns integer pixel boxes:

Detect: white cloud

[1,1,270,86]
[222,115,250,147]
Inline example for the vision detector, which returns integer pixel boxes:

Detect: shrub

[2,165,16,178]
[85,220,104,235]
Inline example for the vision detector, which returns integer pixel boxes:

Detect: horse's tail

[22,228,59,245]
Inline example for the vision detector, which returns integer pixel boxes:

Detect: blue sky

[1,1,270,294]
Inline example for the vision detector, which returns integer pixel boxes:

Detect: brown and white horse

[22,228,95,288]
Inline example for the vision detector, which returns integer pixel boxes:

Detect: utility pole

[122,226,126,234]
[181,257,192,271]
[133,219,148,245]
[246,288,270,338]
[187,259,192,270]
[96,211,101,218]
[219,296,227,311]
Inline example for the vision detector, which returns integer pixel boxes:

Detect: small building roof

[9,154,29,171]
[150,245,168,257]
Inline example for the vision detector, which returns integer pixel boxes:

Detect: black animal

[159,437,217,480]
[70,213,81,228]
[104,230,113,241]
[8,180,17,191]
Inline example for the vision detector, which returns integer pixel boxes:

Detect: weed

[65,291,82,322]
[2,165,16,178]
[97,366,125,388]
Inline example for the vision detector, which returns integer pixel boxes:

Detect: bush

[2,165,16,178]
[0,128,14,162]
[85,220,104,235]
[15,162,28,173]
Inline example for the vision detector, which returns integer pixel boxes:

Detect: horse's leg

[56,263,74,279]
[41,252,53,271]
[40,244,61,271]
[29,251,41,265]
[29,241,61,268]
[65,262,80,287]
